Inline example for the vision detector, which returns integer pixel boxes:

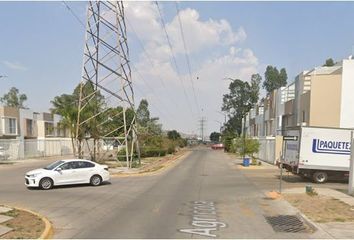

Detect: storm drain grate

[265,215,311,233]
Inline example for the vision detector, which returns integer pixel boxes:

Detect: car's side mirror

[56,167,62,172]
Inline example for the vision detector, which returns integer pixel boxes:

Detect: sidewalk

[0,206,13,236]
[283,187,354,238]
[227,152,354,238]
[0,155,74,168]
[230,154,279,170]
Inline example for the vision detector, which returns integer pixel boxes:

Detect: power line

[130,63,179,120]
[175,2,201,117]
[125,17,185,113]
[154,1,195,118]
[61,1,86,28]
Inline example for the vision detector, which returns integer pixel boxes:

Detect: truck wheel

[313,171,328,183]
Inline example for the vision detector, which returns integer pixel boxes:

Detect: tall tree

[167,130,181,140]
[209,132,221,142]
[222,79,255,135]
[51,93,78,153]
[51,82,105,157]
[136,99,150,128]
[250,73,262,104]
[136,99,162,135]
[0,87,27,108]
[323,58,335,67]
[263,66,287,94]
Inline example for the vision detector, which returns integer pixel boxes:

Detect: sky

[1,1,354,137]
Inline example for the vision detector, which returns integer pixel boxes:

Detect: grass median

[284,193,354,223]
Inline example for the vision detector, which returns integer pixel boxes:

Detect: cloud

[2,61,28,71]
[124,2,260,134]
[125,3,246,57]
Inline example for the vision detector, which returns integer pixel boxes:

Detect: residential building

[19,109,39,139]
[293,58,354,128]
[0,107,68,139]
[37,112,68,139]
[241,56,354,164]
[0,106,19,138]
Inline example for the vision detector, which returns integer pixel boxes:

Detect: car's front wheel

[90,175,102,186]
[39,177,53,190]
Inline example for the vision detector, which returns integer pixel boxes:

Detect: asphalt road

[0,148,340,238]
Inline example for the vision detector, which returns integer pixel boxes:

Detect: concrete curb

[296,211,334,237]
[2,204,53,239]
[111,150,191,178]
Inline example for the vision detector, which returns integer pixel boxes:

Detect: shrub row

[117,135,187,161]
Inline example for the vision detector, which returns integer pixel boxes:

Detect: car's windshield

[44,160,65,170]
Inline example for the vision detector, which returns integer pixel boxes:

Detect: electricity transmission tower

[76,1,140,167]
[198,117,207,142]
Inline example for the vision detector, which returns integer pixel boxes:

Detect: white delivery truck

[282,126,353,183]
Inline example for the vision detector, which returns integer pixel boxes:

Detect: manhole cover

[265,215,312,233]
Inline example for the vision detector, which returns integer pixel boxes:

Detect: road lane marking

[179,201,227,238]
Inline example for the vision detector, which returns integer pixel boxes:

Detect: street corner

[0,204,53,239]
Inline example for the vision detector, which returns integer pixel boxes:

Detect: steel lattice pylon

[76,1,139,167]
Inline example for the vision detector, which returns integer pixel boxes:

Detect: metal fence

[256,137,276,164]
[0,138,74,161]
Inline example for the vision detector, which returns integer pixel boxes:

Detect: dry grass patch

[0,209,45,239]
[284,193,354,223]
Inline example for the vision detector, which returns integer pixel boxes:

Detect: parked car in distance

[211,143,224,150]
[25,159,110,190]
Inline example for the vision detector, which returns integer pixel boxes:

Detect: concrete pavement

[0,148,334,238]
[0,207,13,236]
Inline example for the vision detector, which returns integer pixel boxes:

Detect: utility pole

[349,131,354,195]
[76,1,140,167]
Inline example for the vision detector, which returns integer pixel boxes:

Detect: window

[45,122,54,136]
[44,160,64,170]
[83,161,95,168]
[77,161,95,168]
[26,119,33,136]
[4,118,16,135]
[302,111,306,123]
[59,162,75,170]
[9,118,16,134]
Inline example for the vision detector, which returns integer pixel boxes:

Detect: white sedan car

[25,159,110,190]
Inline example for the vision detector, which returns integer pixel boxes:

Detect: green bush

[234,137,260,158]
[131,161,140,168]
[178,138,188,148]
[228,136,260,158]
[222,132,237,152]
[166,141,176,154]
[141,147,167,158]
[117,147,138,161]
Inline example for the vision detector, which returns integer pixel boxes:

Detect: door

[54,162,79,185]
[72,161,96,183]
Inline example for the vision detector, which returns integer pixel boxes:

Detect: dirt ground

[284,193,354,223]
[0,209,45,239]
